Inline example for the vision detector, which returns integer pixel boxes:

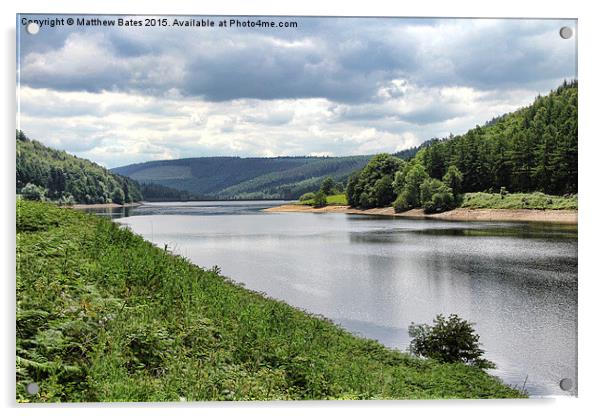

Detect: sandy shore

[263,204,578,224]
[70,202,143,209]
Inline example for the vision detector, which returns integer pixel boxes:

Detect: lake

[92,201,577,397]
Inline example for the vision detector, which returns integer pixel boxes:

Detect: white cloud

[18,79,545,167]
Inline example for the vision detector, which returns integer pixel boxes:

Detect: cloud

[19,17,576,102]
[17,16,577,166]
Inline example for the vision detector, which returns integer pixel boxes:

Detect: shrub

[21,183,46,201]
[312,191,327,208]
[420,178,456,213]
[393,191,411,212]
[57,193,76,206]
[299,192,315,202]
[408,314,495,369]
[424,191,455,214]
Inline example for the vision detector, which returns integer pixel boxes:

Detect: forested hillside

[416,80,577,195]
[138,183,202,202]
[16,131,143,204]
[113,155,372,200]
[347,81,577,212]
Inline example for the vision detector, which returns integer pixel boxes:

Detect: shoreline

[69,202,143,209]
[263,204,578,224]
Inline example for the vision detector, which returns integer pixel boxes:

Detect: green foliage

[409,314,496,369]
[346,154,404,208]
[16,201,524,401]
[138,182,201,202]
[392,192,411,212]
[298,194,348,206]
[392,139,440,160]
[111,189,125,205]
[415,81,577,195]
[299,192,315,202]
[16,131,142,204]
[461,192,577,210]
[320,177,336,195]
[392,163,429,212]
[312,191,328,208]
[443,165,463,196]
[57,193,76,206]
[419,178,455,214]
[21,183,46,201]
[114,155,372,201]
[354,81,577,213]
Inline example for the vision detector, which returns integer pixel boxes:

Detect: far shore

[263,204,578,224]
[69,202,143,209]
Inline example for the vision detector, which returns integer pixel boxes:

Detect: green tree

[320,177,335,195]
[346,172,361,207]
[47,167,66,199]
[312,191,327,208]
[393,163,428,210]
[347,154,404,208]
[373,175,396,207]
[111,188,125,205]
[443,165,463,197]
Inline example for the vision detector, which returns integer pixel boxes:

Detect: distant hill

[16,131,143,204]
[113,155,374,200]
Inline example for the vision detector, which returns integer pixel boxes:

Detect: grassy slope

[16,201,525,402]
[461,192,577,210]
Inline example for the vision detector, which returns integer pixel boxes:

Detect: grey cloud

[19,16,577,105]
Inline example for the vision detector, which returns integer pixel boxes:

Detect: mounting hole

[26,22,40,35]
[26,382,39,395]
[559,378,573,391]
[559,26,573,39]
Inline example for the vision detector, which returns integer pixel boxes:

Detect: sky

[17,16,577,168]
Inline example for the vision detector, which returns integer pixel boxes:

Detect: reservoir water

[96,201,577,397]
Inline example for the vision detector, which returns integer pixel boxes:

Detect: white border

[3,1,600,415]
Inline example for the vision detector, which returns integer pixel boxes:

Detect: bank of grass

[460,192,577,210]
[16,200,525,402]
[298,193,348,206]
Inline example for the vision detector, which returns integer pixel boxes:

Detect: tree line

[138,182,202,202]
[346,80,577,212]
[16,131,143,204]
